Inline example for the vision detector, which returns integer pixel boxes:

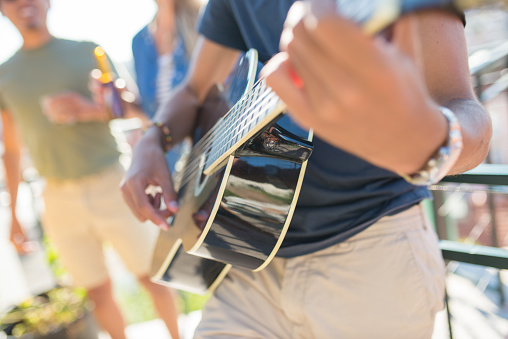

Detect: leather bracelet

[145,120,173,152]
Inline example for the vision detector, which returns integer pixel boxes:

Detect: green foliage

[42,236,67,279]
[177,291,209,315]
[0,287,90,338]
[113,282,158,325]
[113,280,208,325]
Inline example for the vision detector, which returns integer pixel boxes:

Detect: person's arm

[416,10,490,175]
[1,108,28,253]
[264,1,491,178]
[120,37,240,229]
[153,0,176,55]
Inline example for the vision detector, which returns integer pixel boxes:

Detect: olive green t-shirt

[0,38,120,180]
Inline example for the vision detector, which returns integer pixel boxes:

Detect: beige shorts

[42,163,158,289]
[195,203,446,339]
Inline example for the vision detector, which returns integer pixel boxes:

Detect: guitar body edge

[179,116,313,270]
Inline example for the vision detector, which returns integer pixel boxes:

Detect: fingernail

[159,223,169,231]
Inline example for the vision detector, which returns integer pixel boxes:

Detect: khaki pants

[195,203,445,339]
[42,163,158,289]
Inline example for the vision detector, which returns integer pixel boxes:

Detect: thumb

[158,175,179,213]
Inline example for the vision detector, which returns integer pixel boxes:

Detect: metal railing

[432,39,508,338]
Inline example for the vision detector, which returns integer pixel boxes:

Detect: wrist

[400,106,463,186]
[143,121,173,152]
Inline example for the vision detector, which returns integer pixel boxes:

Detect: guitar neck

[203,80,286,175]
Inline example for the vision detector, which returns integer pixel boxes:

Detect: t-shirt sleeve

[197,0,248,52]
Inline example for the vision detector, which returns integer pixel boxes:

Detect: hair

[174,0,203,57]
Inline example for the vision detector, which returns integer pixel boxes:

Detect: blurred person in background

[0,0,180,338]
[131,0,202,171]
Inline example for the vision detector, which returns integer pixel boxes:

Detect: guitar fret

[205,81,279,171]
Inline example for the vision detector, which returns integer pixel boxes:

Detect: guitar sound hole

[194,150,211,198]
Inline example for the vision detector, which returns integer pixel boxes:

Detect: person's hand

[120,128,179,230]
[263,0,448,175]
[9,219,37,255]
[89,70,106,107]
[90,69,145,121]
[41,91,109,124]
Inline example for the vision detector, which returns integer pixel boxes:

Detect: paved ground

[433,266,508,339]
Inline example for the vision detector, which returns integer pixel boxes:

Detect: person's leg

[195,258,294,339]
[138,275,180,339]
[86,163,181,337]
[195,203,445,339]
[301,203,446,339]
[87,279,127,339]
[42,179,128,339]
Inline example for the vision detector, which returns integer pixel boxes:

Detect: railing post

[444,285,454,339]
[487,192,506,305]
[432,191,448,240]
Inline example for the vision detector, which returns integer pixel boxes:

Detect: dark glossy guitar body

[151,237,230,295]
[172,88,313,272]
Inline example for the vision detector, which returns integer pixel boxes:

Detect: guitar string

[178,80,269,176]
[185,85,273,169]
[176,82,276,187]
[178,93,281,189]
[177,87,277,188]
[184,79,267,160]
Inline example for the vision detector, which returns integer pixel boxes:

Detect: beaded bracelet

[145,120,173,152]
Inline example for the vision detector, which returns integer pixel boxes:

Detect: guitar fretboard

[203,80,285,175]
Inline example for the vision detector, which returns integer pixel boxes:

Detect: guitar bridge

[237,121,313,163]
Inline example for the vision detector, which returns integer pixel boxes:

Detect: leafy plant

[0,287,90,338]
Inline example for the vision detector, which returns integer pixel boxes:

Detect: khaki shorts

[195,203,446,339]
[42,163,158,289]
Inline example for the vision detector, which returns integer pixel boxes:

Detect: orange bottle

[93,46,124,119]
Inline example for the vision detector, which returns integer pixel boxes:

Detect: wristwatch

[401,106,463,186]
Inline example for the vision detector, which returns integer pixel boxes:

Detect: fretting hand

[264,0,450,175]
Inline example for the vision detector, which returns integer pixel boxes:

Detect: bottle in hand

[93,46,125,119]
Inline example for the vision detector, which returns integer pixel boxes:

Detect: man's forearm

[151,84,201,147]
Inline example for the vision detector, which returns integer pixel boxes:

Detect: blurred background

[1,2,508,339]
[0,0,156,73]
[0,1,206,338]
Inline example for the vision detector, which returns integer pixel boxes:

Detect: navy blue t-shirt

[198,0,431,257]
